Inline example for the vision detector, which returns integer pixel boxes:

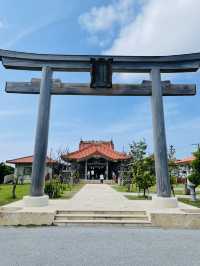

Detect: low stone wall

[150,211,200,229]
[0,208,55,226]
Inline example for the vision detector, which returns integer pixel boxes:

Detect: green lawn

[112,184,200,196]
[0,182,85,206]
[60,182,85,199]
[112,184,157,193]
[0,183,30,206]
[178,198,200,208]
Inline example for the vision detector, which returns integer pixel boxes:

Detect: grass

[112,184,157,193]
[0,183,30,206]
[60,182,85,199]
[178,198,200,208]
[125,195,152,200]
[112,184,200,196]
[0,182,85,206]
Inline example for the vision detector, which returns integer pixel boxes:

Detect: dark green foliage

[188,149,200,188]
[187,148,200,201]
[129,140,156,197]
[129,140,147,165]
[72,171,80,184]
[44,178,67,198]
[0,163,14,184]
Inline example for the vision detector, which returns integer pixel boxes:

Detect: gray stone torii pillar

[31,66,52,197]
[150,68,177,207]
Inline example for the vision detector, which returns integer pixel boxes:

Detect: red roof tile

[175,156,195,164]
[6,155,56,164]
[63,141,128,161]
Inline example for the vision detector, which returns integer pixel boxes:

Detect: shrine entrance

[87,159,106,180]
[1,48,197,208]
[87,158,107,180]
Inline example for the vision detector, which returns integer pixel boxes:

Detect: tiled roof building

[62,140,128,181]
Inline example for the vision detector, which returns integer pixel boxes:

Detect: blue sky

[1,0,200,161]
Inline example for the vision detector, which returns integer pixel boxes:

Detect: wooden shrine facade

[62,140,128,181]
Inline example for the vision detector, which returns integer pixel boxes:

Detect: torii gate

[1,49,198,208]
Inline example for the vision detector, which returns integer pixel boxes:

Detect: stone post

[24,66,52,207]
[151,68,177,208]
[151,68,171,197]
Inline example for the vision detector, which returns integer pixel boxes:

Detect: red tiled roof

[6,155,56,165]
[79,140,114,150]
[63,141,128,161]
[175,156,195,164]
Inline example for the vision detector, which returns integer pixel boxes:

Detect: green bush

[44,179,65,198]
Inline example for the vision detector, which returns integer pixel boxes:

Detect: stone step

[54,219,153,226]
[54,210,151,226]
[55,214,149,221]
[56,210,147,216]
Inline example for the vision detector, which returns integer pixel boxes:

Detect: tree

[188,148,200,201]
[12,175,18,199]
[128,140,147,192]
[49,146,69,177]
[129,140,155,197]
[168,145,177,197]
[0,162,14,184]
[136,155,156,197]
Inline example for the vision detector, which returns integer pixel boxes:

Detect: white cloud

[79,0,135,33]
[105,0,200,56]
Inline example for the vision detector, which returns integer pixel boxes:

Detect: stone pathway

[51,184,152,211]
[4,184,196,212]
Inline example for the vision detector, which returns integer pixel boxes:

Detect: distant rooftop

[176,156,195,164]
[6,155,56,165]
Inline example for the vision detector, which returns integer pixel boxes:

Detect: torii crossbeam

[6,79,196,96]
[1,49,199,208]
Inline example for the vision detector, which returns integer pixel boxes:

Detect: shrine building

[62,140,128,181]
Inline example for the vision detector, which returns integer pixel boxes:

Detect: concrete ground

[0,226,200,266]
[3,184,195,212]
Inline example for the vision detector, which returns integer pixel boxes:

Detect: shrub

[188,148,200,201]
[44,179,65,198]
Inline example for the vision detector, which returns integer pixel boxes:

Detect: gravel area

[0,226,200,266]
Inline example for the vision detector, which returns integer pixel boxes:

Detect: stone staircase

[53,210,153,227]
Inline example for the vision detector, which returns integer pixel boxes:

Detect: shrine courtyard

[1,183,200,229]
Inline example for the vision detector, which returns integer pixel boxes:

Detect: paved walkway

[4,184,195,212]
[58,184,151,211]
